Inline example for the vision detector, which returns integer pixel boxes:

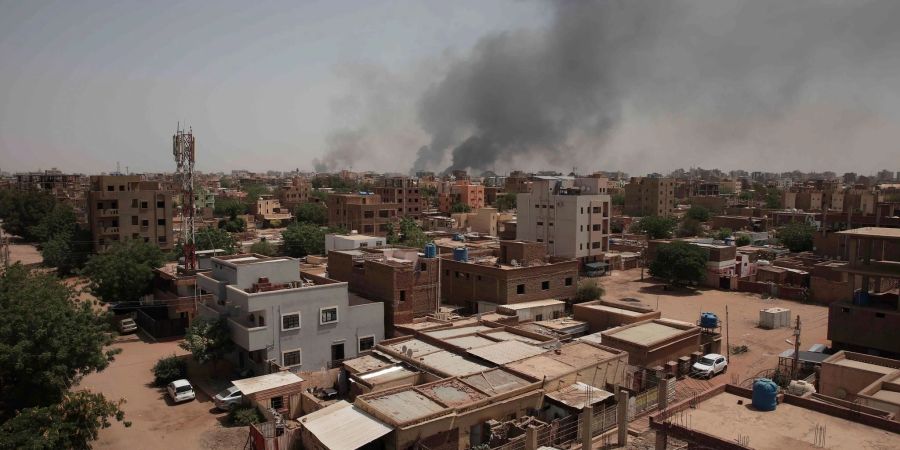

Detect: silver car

[213,385,243,410]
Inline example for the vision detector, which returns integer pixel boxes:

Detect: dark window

[270,396,284,409]
[282,313,300,330]
[331,342,345,361]
[841,307,850,313]
[320,307,338,324]
[517,284,525,294]
[96,202,103,210]
[359,336,375,352]
[118,185,125,191]
[157,236,167,243]
[399,291,406,302]
[157,219,166,226]
[535,314,543,321]
[141,219,149,226]
[157,200,165,208]
[565,277,573,286]
[131,216,138,225]
[106,185,114,191]
[592,207,601,213]
[445,270,449,276]
[541,281,550,290]
[420,263,427,271]
[876,313,886,318]
[131,199,138,208]
[140,201,148,209]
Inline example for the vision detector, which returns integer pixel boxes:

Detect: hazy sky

[2,0,899,176]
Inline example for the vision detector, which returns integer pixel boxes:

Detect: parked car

[692,353,727,379]
[118,318,138,334]
[213,385,243,410]
[166,379,196,403]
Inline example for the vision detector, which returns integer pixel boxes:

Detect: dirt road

[78,335,246,450]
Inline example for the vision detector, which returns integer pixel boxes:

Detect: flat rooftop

[603,321,691,346]
[230,371,303,395]
[579,303,644,317]
[422,325,493,340]
[837,227,900,240]
[459,369,534,396]
[215,254,292,265]
[445,335,498,350]
[499,299,566,310]
[363,390,448,424]
[466,340,546,365]
[416,351,494,377]
[666,391,900,449]
[482,330,545,345]
[416,379,488,407]
[383,338,442,358]
[831,358,898,375]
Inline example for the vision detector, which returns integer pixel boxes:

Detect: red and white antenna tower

[173,124,197,271]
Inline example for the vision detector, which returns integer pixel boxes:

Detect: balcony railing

[102,227,119,234]
[228,318,270,352]
[100,208,119,216]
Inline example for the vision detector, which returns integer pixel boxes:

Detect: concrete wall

[573,301,661,333]
[820,352,900,401]
[440,258,578,308]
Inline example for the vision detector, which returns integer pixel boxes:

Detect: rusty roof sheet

[545,382,614,409]
[384,338,442,358]
[467,340,547,365]
[460,369,534,396]
[417,350,494,377]
[417,379,489,407]
[364,389,449,424]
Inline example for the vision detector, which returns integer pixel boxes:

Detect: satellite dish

[511,259,519,267]
[406,348,414,357]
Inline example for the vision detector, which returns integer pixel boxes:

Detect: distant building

[86,175,174,252]
[324,233,385,252]
[277,177,311,210]
[372,176,423,218]
[623,177,675,217]
[252,195,292,225]
[516,176,611,265]
[326,193,400,236]
[197,254,384,373]
[438,181,485,213]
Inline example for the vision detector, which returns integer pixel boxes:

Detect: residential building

[326,193,400,236]
[438,181,485,213]
[86,175,174,252]
[623,177,675,217]
[252,195,292,225]
[372,176,423,218]
[196,254,384,373]
[439,240,579,312]
[573,300,661,333]
[828,227,900,358]
[327,246,440,334]
[516,176,611,265]
[324,232,385,252]
[277,177,311,210]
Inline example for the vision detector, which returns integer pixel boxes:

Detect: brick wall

[441,258,578,308]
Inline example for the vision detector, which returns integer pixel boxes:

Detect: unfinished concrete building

[373,176,423,218]
[86,175,174,252]
[623,177,675,217]
[326,193,400,236]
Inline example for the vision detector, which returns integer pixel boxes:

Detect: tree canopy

[218,216,247,233]
[195,227,237,254]
[0,190,57,241]
[82,239,164,303]
[779,222,815,252]
[676,218,704,238]
[685,205,710,222]
[281,223,326,257]
[735,235,752,247]
[387,218,429,249]
[714,227,733,241]
[214,198,248,219]
[249,239,276,256]
[632,216,676,239]
[450,203,472,214]
[611,193,625,206]
[495,193,517,212]
[30,203,93,275]
[575,280,603,303]
[180,317,234,368]
[0,265,126,447]
[649,241,708,286]
[294,202,327,226]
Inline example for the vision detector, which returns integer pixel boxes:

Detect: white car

[167,379,196,403]
[118,318,138,334]
[213,385,244,411]
[692,353,728,379]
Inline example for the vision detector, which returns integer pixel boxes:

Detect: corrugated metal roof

[231,372,303,395]
[605,322,685,345]
[300,401,392,449]
[545,382,614,409]
[498,299,566,310]
[467,340,547,365]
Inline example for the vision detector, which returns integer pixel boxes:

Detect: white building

[516,176,611,264]
[197,254,384,374]
[325,233,385,252]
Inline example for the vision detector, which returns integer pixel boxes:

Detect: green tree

[281,223,326,257]
[738,191,754,202]
[450,203,471,213]
[151,355,187,386]
[294,202,327,225]
[0,265,126,446]
[396,217,428,249]
[218,216,247,233]
[82,239,164,303]
[180,317,234,368]
[195,227,237,254]
[575,280,603,303]
[714,228,733,241]
[29,202,77,243]
[611,193,625,206]
[633,216,676,239]
[736,235,752,247]
[779,222,815,252]
[241,183,268,203]
[649,241,708,286]
[214,198,248,218]
[249,239,276,256]
[41,227,93,275]
[765,187,782,209]
[685,205,710,222]
[676,218,704,238]
[495,193,517,212]
[0,190,57,241]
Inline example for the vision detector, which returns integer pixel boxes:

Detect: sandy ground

[7,241,43,265]
[597,268,829,388]
[78,335,247,450]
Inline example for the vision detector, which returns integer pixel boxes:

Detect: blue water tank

[453,247,468,262]
[752,378,778,411]
[700,312,719,329]
[424,243,437,259]
[452,233,463,242]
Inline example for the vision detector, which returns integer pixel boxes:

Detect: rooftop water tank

[700,312,719,329]
[752,378,778,411]
[424,243,437,259]
[452,233,464,241]
[453,247,468,262]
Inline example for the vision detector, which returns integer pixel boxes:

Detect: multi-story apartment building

[623,177,675,217]
[277,177,311,211]
[516,176,610,265]
[326,193,400,236]
[252,195,292,225]
[87,175,174,252]
[327,246,440,334]
[16,170,87,220]
[372,176,423,218]
[440,240,579,312]
[438,181,485,213]
[197,254,384,373]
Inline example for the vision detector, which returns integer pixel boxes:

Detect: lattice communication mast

[173,125,197,271]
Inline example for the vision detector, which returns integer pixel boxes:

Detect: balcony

[100,208,119,217]
[227,318,270,352]
[102,227,119,235]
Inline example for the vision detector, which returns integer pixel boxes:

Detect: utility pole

[791,315,801,380]
[725,305,730,360]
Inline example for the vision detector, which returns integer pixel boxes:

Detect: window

[158,236,167,243]
[331,342,345,361]
[157,219,166,226]
[131,216,138,225]
[565,277,573,286]
[591,241,602,249]
[537,221,543,226]
[270,395,284,410]
[282,349,302,367]
[97,202,103,210]
[141,219,149,227]
[281,312,300,331]
[592,207,601,214]
[157,200,165,208]
[841,307,850,313]
[542,281,550,290]
[580,225,583,232]
[419,263,426,271]
[140,201,148,209]
[359,336,375,352]
[399,290,406,302]
[131,199,138,208]
[592,224,602,231]
[535,314,543,321]
[517,284,525,294]
[119,185,125,191]
[537,239,543,243]
[320,306,339,324]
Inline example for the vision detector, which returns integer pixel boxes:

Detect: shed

[232,371,304,419]
[299,400,393,450]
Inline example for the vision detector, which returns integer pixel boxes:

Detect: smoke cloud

[322,0,900,174]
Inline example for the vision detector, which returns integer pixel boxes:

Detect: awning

[545,382,614,409]
[300,401,392,449]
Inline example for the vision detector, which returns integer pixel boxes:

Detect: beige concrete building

[87,175,174,252]
[516,176,611,264]
[623,177,675,217]
[277,177,311,210]
[252,195,292,225]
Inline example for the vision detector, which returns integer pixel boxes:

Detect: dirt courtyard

[78,335,246,450]
[595,268,829,387]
